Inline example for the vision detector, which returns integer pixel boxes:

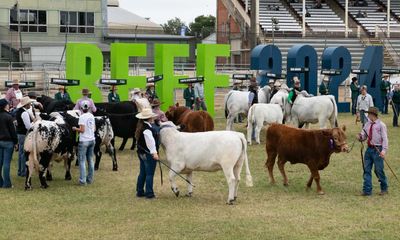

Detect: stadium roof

[105,33,195,40]
[107,6,162,31]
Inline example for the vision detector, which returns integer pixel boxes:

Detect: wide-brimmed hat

[268,79,275,84]
[17,96,35,108]
[323,76,329,82]
[82,88,90,95]
[133,88,141,93]
[351,77,358,82]
[12,79,19,85]
[382,74,389,79]
[366,107,379,116]
[151,99,163,107]
[136,108,158,119]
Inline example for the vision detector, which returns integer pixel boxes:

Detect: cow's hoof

[283,183,289,187]
[317,191,325,195]
[306,187,312,191]
[46,174,53,181]
[226,200,234,205]
[112,167,118,171]
[256,142,260,145]
[94,167,99,171]
[65,175,72,181]
[185,192,193,197]
[233,196,237,201]
[25,186,32,191]
[40,184,49,189]
[174,191,180,197]
[118,147,124,151]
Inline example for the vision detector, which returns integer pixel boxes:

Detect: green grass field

[0,111,399,240]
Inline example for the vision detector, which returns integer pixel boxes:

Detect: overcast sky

[119,0,216,25]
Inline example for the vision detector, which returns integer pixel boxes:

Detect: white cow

[247,103,283,145]
[224,86,271,130]
[159,121,253,204]
[288,93,338,129]
[270,85,290,120]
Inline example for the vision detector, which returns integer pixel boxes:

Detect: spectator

[135,108,160,199]
[72,100,96,186]
[183,83,195,109]
[108,86,120,103]
[145,83,158,103]
[350,77,360,115]
[27,92,43,121]
[151,99,168,125]
[15,96,34,177]
[54,86,72,103]
[319,77,329,95]
[131,88,142,101]
[73,89,97,114]
[0,98,18,188]
[288,76,301,104]
[380,74,391,114]
[5,79,23,112]
[357,85,374,126]
[194,81,207,111]
[356,10,364,18]
[389,84,400,127]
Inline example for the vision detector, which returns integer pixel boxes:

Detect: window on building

[60,11,95,34]
[9,9,47,32]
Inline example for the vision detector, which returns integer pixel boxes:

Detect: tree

[161,17,189,35]
[189,15,215,39]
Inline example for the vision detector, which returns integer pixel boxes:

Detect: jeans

[0,141,14,188]
[136,152,157,198]
[381,95,389,114]
[363,146,388,195]
[359,110,368,127]
[195,100,207,111]
[78,140,95,185]
[351,96,357,115]
[17,134,26,176]
[392,102,400,127]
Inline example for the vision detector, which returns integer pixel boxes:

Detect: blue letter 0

[287,45,318,95]
[321,46,352,112]
[250,44,282,87]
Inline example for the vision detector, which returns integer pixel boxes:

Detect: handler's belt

[368,145,381,148]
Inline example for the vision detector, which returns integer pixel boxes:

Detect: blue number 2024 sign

[250,44,384,112]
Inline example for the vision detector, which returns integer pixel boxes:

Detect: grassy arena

[0,111,399,240]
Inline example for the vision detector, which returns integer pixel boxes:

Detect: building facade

[0,0,107,65]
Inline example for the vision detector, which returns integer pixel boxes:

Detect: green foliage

[161,17,188,35]
[189,15,216,39]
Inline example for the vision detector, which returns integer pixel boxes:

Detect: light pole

[271,17,279,45]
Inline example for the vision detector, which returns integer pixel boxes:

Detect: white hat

[323,76,329,82]
[133,88,141,93]
[17,96,35,108]
[136,108,158,119]
[12,79,20,85]
[80,100,90,110]
[268,79,275,84]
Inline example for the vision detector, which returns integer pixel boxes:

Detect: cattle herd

[20,87,349,205]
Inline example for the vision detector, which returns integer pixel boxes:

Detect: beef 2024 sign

[66,43,384,115]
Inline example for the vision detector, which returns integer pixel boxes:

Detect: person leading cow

[74,88,97,114]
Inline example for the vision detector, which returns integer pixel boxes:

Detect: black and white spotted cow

[24,115,75,189]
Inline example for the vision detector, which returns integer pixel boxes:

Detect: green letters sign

[66,43,103,102]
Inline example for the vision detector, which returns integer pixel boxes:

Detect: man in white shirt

[357,85,374,126]
[72,100,96,186]
[15,96,35,177]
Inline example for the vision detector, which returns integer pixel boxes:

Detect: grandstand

[288,0,346,32]
[259,0,301,33]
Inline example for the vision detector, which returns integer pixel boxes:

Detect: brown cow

[265,124,348,195]
[165,104,214,132]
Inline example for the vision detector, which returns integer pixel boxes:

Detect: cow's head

[330,125,348,153]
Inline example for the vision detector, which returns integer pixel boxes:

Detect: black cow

[37,95,74,114]
[95,101,139,151]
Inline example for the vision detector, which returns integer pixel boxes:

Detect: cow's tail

[240,134,253,187]
[329,95,338,127]
[224,91,234,119]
